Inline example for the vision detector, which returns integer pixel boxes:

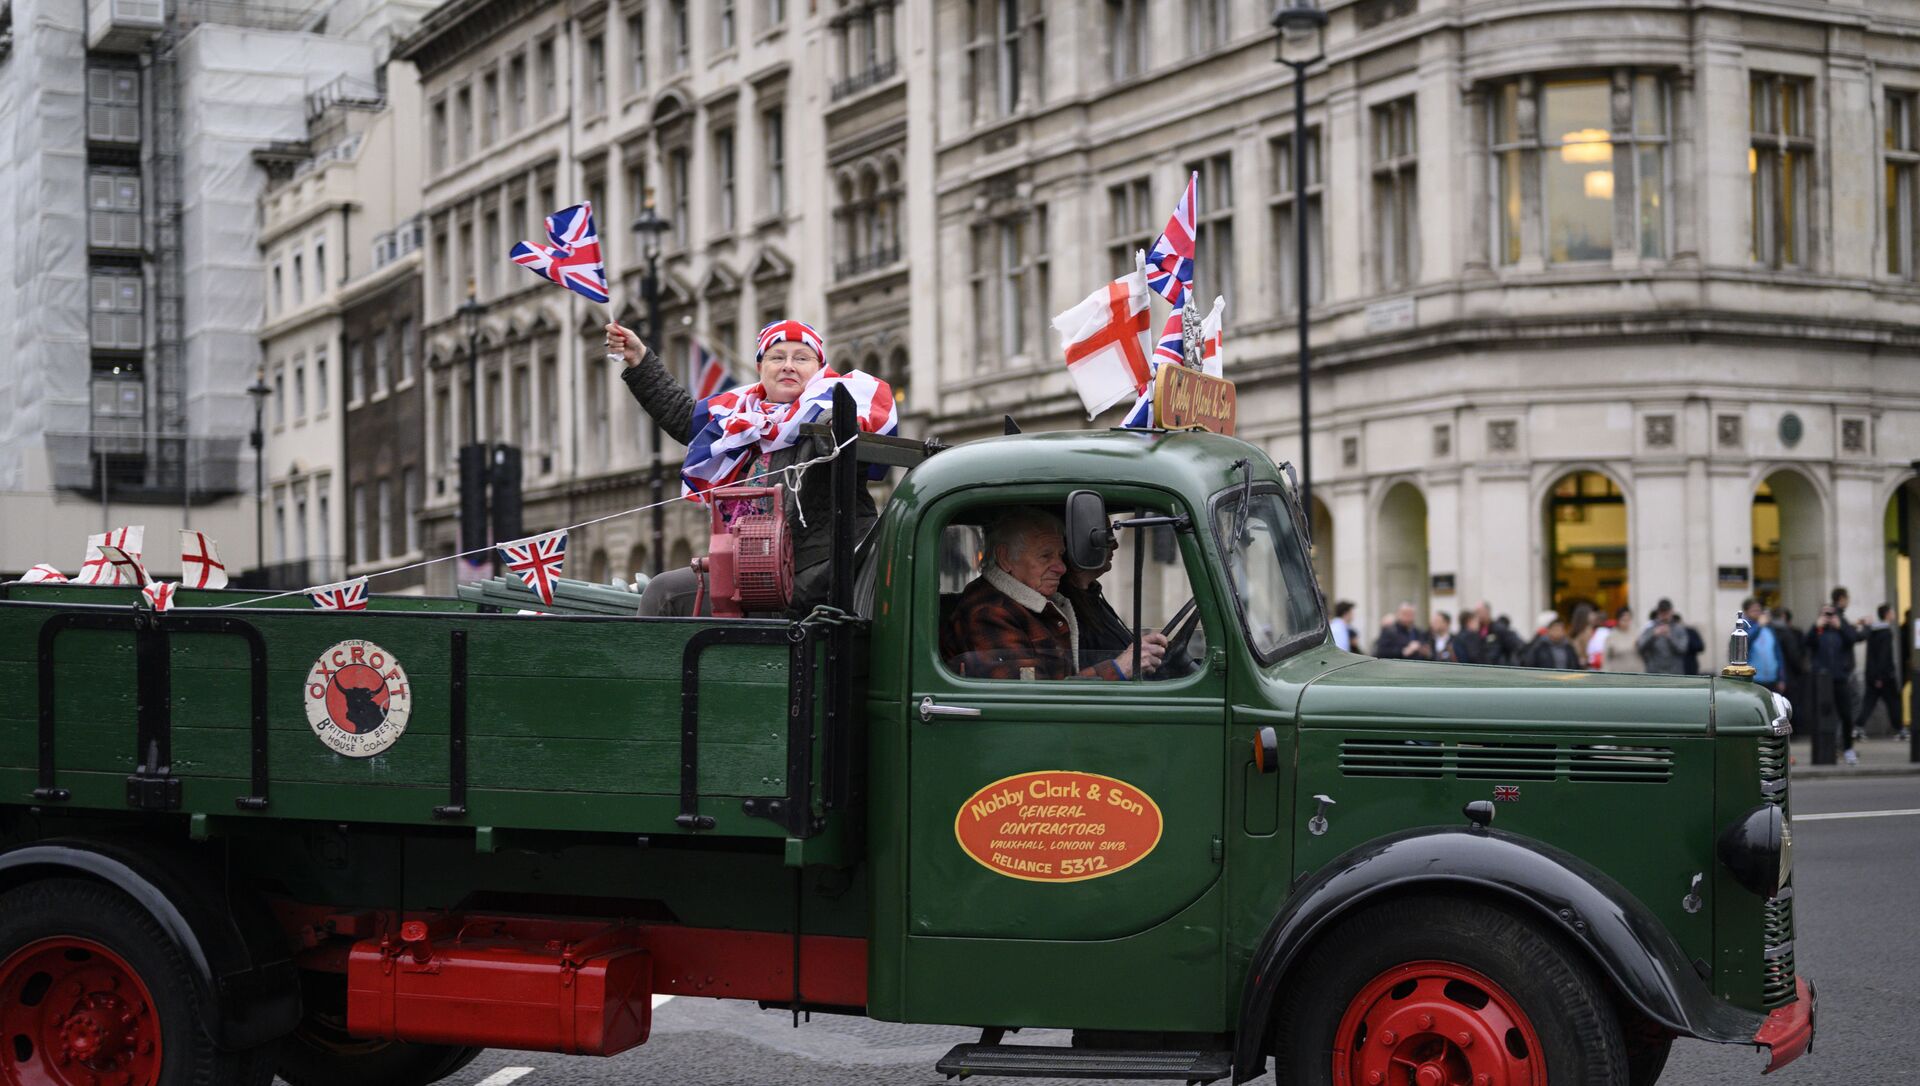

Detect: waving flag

[1053,261,1152,418]
[141,582,178,612]
[682,369,898,501]
[1144,173,1197,307]
[510,202,611,304]
[1198,295,1225,378]
[307,578,369,611]
[20,564,69,583]
[1121,309,1187,429]
[96,544,151,586]
[690,340,729,401]
[79,525,145,585]
[179,530,229,589]
[499,529,568,606]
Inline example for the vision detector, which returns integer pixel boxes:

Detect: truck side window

[935,501,1206,683]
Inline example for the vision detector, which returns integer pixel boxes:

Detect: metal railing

[831,58,898,101]
[834,245,902,280]
[306,74,385,123]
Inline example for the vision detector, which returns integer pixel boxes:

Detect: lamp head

[632,187,671,259]
[1272,1,1328,67]
[457,279,486,342]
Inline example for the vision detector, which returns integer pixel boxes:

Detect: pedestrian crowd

[1336,589,1909,761]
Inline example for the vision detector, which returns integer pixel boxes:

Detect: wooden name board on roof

[1153,365,1237,435]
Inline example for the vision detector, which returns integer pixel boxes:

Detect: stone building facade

[923,0,1920,661]
[398,0,876,591]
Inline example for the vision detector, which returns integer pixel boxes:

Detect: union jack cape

[306,578,370,611]
[682,368,898,501]
[498,529,568,607]
[509,202,611,304]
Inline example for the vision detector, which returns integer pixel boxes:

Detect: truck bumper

[1754,977,1815,1073]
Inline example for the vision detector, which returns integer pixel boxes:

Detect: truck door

[899,484,1231,1029]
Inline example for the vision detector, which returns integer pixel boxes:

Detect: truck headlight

[1718,803,1789,898]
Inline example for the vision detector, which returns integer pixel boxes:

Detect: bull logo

[303,639,413,757]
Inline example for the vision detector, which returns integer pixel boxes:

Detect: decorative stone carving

[1488,419,1517,453]
[1645,414,1675,449]
[1716,414,1742,449]
[1341,436,1358,467]
[1433,424,1451,457]
[1841,418,1866,453]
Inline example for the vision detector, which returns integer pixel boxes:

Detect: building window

[454,85,472,161]
[671,0,690,71]
[398,318,416,384]
[273,368,286,426]
[669,147,691,248]
[1033,203,1051,360]
[1271,127,1325,311]
[508,54,527,130]
[1188,154,1234,306]
[293,356,307,420]
[1372,96,1418,290]
[762,107,785,217]
[1490,72,1670,266]
[717,0,735,52]
[1106,177,1155,278]
[376,478,393,559]
[1107,0,1148,83]
[274,490,288,562]
[998,217,1027,358]
[403,467,422,553]
[87,170,141,249]
[352,484,368,564]
[537,38,557,116]
[431,99,448,172]
[314,235,327,289]
[481,208,500,295]
[1188,0,1227,55]
[314,347,328,412]
[1750,73,1812,269]
[1888,90,1919,278]
[512,363,532,448]
[628,11,647,93]
[969,225,990,361]
[586,34,607,113]
[271,263,283,315]
[966,0,1043,123]
[89,271,143,350]
[434,385,452,469]
[316,481,331,568]
[348,343,364,403]
[291,253,304,305]
[482,72,499,145]
[539,352,559,458]
[714,125,736,232]
[373,329,391,395]
[762,0,785,32]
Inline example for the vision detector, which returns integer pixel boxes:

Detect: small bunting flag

[499,529,568,607]
[306,578,370,611]
[141,582,178,612]
[179,530,229,589]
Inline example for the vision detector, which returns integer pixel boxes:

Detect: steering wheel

[1148,597,1202,681]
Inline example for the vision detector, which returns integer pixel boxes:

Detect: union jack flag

[499,529,568,607]
[1144,172,1197,307]
[306,578,369,611]
[20,564,69,583]
[79,525,144,585]
[141,582,178,612]
[690,340,729,402]
[509,202,611,304]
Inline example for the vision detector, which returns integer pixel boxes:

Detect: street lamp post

[632,192,672,574]
[457,285,492,573]
[1273,2,1328,520]
[246,367,271,578]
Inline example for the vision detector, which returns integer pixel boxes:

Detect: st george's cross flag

[510,202,611,303]
[306,578,370,611]
[1053,260,1153,419]
[79,525,145,585]
[690,340,729,402]
[1197,295,1226,377]
[499,528,568,607]
[179,530,229,589]
[141,582,178,612]
[20,564,69,583]
[96,544,151,586]
[1144,172,1198,307]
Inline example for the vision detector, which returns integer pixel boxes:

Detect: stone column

[1670,69,1700,266]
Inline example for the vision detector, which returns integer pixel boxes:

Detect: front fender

[1232,826,1765,1082]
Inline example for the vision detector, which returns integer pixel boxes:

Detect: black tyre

[277,970,483,1086]
[1274,894,1629,1086]
[0,878,280,1086]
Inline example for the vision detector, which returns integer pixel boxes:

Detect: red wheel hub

[0,937,163,1086]
[1332,960,1544,1086]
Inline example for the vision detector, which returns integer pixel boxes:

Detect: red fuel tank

[347,921,652,1056]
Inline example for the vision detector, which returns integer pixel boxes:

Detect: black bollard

[1810,671,1837,766]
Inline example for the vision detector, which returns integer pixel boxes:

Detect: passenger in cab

[1057,527,1133,671]
[942,508,1166,681]
[607,318,884,616]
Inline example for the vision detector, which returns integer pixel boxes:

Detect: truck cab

[0,416,1810,1086]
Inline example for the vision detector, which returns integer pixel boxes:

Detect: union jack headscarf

[755,319,826,366]
[682,349,897,502]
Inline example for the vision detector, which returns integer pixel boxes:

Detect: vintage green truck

[0,409,1810,1086]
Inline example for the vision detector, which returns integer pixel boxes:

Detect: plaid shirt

[941,573,1127,681]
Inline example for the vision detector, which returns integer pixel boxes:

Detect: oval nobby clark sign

[954,771,1164,883]
[303,639,413,758]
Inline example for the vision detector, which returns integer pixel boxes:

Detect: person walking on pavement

[1851,604,1906,741]
[1520,611,1582,669]
[1742,597,1783,692]
[1375,602,1433,660]
[1637,599,1689,674]
[1675,612,1705,675]
[1601,606,1641,671]
[1808,591,1864,764]
[1329,600,1358,653]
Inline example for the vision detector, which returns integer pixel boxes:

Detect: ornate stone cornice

[395,0,551,81]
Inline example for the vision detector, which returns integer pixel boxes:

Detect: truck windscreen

[1212,486,1324,662]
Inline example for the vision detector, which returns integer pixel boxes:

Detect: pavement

[322,774,1920,1086]
[1790,731,1920,778]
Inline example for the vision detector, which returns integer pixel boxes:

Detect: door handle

[919,696,982,723]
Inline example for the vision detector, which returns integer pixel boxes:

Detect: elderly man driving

[942,508,1167,680]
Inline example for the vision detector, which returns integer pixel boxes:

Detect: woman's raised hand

[605,322,644,366]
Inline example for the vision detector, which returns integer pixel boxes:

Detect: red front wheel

[0,879,279,1086]
[1275,896,1631,1086]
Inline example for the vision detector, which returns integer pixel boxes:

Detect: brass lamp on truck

[0,388,1811,1086]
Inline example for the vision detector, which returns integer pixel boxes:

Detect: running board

[936,1043,1233,1083]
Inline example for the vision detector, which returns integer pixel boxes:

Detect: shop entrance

[1544,472,1628,618]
